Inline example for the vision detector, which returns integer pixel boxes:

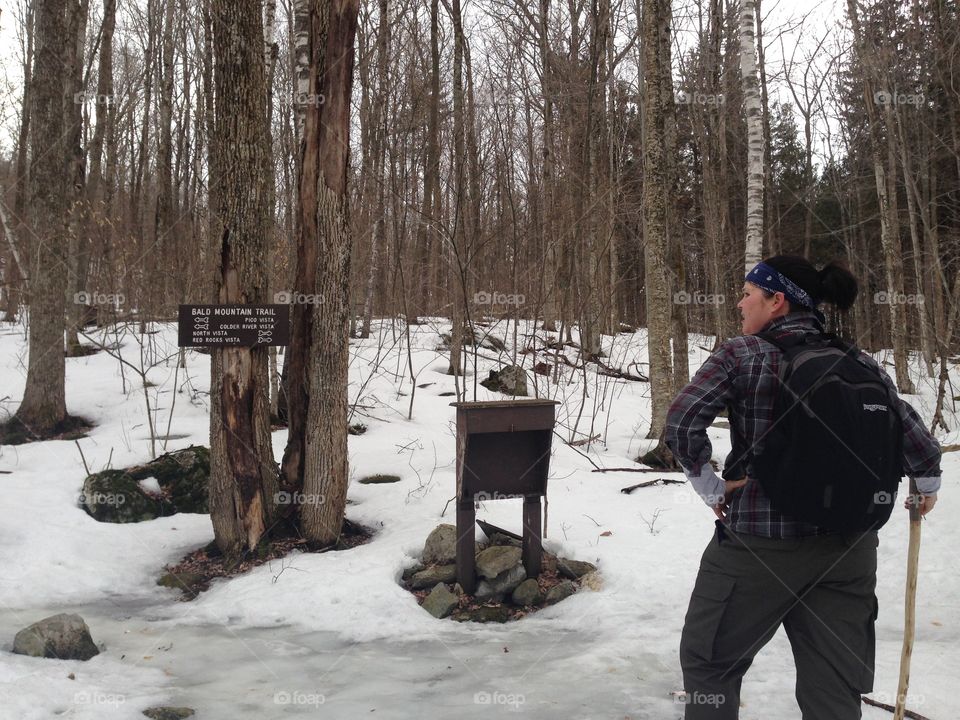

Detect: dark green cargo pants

[679,522,879,719]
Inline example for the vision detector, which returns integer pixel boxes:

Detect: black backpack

[751,331,904,531]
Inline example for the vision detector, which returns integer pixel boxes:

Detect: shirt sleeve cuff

[683,464,725,507]
[913,476,941,495]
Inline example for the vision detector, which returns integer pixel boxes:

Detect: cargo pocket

[681,571,737,665]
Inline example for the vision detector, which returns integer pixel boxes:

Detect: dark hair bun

[817,261,858,310]
[762,255,859,310]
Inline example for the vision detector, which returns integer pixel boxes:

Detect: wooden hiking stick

[894,478,922,720]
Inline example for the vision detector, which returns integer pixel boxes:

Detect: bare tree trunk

[740,0,763,272]
[661,0,687,390]
[642,0,674,439]
[0,198,28,319]
[697,0,727,344]
[290,0,360,546]
[154,0,176,314]
[209,0,278,559]
[13,0,34,221]
[446,0,466,377]
[7,0,35,322]
[133,0,156,320]
[264,0,280,412]
[412,0,441,322]
[280,0,321,489]
[893,104,935,375]
[846,0,914,393]
[12,0,70,438]
[64,0,90,354]
[264,0,278,83]
[202,0,217,300]
[360,0,389,339]
[292,0,311,147]
[756,0,776,257]
[539,0,559,332]
[578,0,608,359]
[274,0,311,422]
[80,0,116,334]
[87,0,116,255]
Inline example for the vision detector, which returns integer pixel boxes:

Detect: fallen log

[620,478,687,494]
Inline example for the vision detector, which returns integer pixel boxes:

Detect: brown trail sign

[178,304,290,347]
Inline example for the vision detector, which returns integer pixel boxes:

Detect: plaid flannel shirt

[665,311,942,538]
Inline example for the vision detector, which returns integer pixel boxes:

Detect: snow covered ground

[0,318,956,719]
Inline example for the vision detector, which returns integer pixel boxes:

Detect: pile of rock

[403,524,599,622]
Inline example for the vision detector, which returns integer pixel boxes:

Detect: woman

[665,255,941,719]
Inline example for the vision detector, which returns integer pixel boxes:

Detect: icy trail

[0,321,956,719]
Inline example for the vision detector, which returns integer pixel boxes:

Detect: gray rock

[479,365,528,396]
[410,564,457,590]
[80,445,211,523]
[422,524,458,565]
[13,613,100,661]
[80,469,164,523]
[143,708,195,720]
[558,558,597,580]
[511,578,543,606]
[475,545,522,579]
[138,446,209,513]
[545,580,577,605]
[401,564,426,583]
[489,532,522,548]
[475,564,527,601]
[421,583,459,619]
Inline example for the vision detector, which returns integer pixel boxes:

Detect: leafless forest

[1,0,958,554]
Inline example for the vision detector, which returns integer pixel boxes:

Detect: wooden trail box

[452,399,559,594]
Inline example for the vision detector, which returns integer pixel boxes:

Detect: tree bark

[209,0,279,559]
[539,0,559,332]
[285,0,360,546]
[64,0,90,354]
[412,0,441,322]
[12,0,71,438]
[155,0,176,313]
[446,0,466,377]
[7,0,35,322]
[740,0,763,272]
[756,0,776,257]
[292,0,311,148]
[360,0,389,339]
[893,104,934,375]
[642,0,674,439]
[133,0,156,319]
[13,0,34,221]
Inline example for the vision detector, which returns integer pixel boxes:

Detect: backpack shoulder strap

[755,330,811,352]
[820,332,856,353]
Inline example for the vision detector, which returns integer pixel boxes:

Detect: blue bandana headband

[745,262,818,309]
